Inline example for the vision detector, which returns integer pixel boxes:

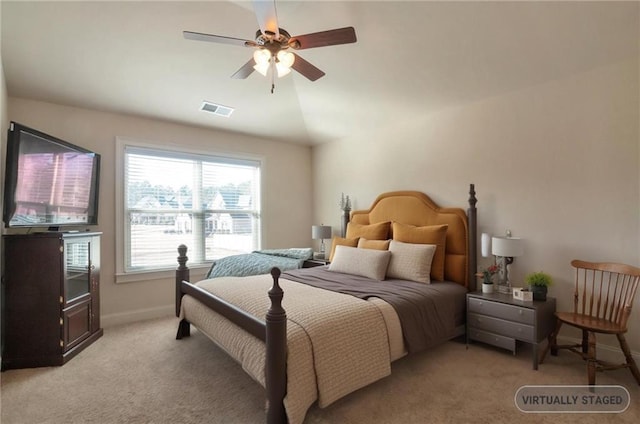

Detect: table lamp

[491,235,524,294]
[312,225,332,259]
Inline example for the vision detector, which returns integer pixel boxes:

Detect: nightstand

[466,291,556,370]
[302,259,330,268]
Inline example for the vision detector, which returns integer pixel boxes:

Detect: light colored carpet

[1,316,638,424]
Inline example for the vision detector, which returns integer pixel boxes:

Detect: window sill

[115,265,209,284]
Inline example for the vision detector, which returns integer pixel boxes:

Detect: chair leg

[582,329,589,354]
[550,320,562,356]
[587,331,597,386]
[616,333,640,385]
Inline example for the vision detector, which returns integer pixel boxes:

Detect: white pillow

[328,245,391,280]
[386,240,436,284]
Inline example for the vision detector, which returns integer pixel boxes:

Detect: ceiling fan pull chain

[271,58,276,93]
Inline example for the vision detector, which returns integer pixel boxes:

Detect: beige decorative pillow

[357,238,391,251]
[328,236,359,262]
[328,245,391,280]
[392,222,448,281]
[386,240,437,284]
[345,221,390,240]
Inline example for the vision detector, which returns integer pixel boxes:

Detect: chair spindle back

[571,260,640,330]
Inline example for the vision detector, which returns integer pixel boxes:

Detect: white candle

[481,233,491,258]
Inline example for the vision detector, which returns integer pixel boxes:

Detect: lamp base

[313,251,326,260]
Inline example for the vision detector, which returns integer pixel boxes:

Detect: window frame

[115,137,264,283]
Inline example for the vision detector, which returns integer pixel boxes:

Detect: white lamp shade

[491,236,524,257]
[312,225,332,240]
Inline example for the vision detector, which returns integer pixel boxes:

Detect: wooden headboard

[348,186,477,289]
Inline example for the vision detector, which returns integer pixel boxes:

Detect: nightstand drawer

[468,297,534,325]
[468,313,535,342]
[468,328,515,352]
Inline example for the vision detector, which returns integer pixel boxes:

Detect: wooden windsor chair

[539,259,640,385]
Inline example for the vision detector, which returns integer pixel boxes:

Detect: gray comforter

[283,266,467,353]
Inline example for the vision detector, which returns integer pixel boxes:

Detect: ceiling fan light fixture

[274,50,294,78]
[253,49,271,65]
[276,50,295,68]
[253,49,273,76]
[253,62,270,77]
[275,63,291,77]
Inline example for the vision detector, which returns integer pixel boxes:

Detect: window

[121,144,261,273]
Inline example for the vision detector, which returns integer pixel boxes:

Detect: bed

[175,185,478,424]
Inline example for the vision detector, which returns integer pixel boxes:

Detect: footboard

[175,246,287,424]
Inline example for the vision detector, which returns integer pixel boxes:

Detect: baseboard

[101,305,174,328]
[557,335,640,364]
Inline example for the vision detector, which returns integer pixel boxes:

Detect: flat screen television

[3,122,100,229]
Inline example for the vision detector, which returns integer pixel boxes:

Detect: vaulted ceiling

[2,1,638,145]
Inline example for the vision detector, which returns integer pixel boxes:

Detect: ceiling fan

[183,0,357,92]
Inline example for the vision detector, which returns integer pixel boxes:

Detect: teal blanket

[205,248,313,279]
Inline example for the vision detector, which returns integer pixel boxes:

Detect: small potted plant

[525,271,552,301]
[478,264,500,294]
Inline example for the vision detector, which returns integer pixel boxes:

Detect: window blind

[123,146,261,271]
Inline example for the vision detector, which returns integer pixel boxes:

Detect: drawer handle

[518,310,523,315]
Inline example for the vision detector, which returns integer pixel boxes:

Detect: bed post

[266,267,287,424]
[176,244,191,339]
[176,244,190,317]
[467,184,478,292]
[340,192,352,237]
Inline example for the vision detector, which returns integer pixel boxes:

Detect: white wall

[313,58,640,355]
[5,99,313,325]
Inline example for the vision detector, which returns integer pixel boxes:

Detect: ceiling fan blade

[253,0,279,39]
[291,53,325,81]
[231,59,256,79]
[183,31,256,47]
[289,27,357,50]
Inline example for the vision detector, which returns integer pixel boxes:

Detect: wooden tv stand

[1,232,103,370]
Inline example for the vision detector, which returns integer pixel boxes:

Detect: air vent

[200,101,234,118]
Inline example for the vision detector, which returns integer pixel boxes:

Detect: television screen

[3,122,100,228]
